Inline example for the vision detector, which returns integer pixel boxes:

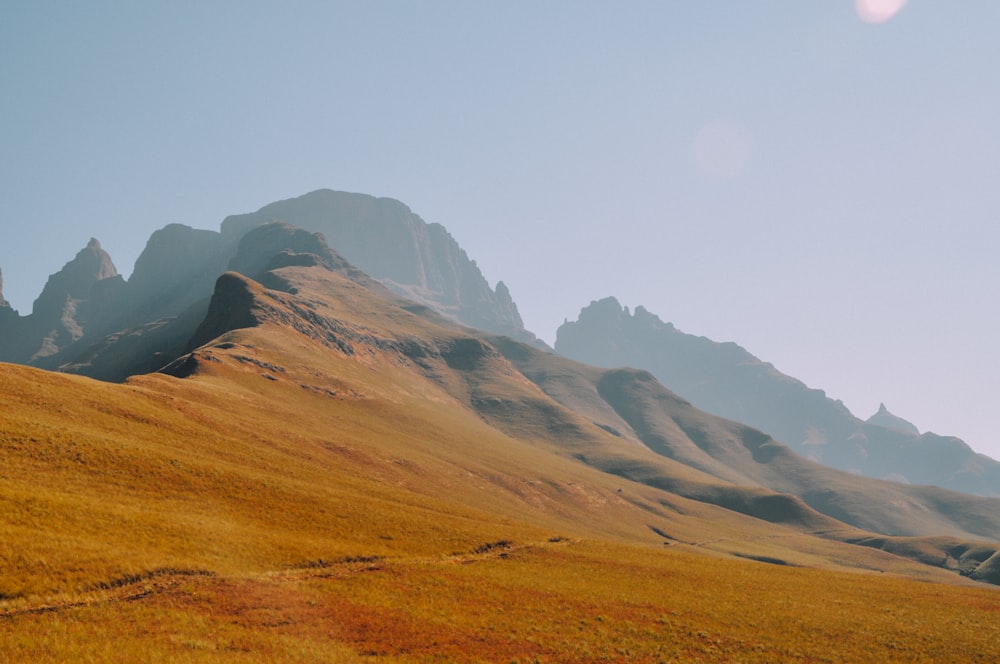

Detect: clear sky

[2,2,998,460]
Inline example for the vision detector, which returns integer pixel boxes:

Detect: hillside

[556,296,1000,496]
[3,238,1000,659]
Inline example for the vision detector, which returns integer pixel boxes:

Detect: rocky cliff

[2,239,126,364]
[555,297,1000,496]
[125,223,228,320]
[0,266,9,310]
[220,189,533,342]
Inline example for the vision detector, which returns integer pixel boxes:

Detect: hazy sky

[2,2,998,460]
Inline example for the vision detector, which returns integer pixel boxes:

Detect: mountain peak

[219,189,532,342]
[867,403,920,435]
[32,238,119,314]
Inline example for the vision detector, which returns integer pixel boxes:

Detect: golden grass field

[2,266,999,661]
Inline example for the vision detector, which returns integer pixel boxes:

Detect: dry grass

[2,540,998,662]
[2,265,999,661]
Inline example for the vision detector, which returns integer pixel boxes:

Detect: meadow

[2,267,999,661]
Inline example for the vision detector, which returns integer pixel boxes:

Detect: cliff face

[0,266,9,310]
[220,189,531,341]
[126,223,228,319]
[12,239,126,364]
[556,297,1000,496]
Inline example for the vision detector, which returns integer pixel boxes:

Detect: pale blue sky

[2,2,998,460]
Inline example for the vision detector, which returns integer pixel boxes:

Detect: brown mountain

[555,297,1000,496]
[39,224,1000,551]
[4,223,1000,658]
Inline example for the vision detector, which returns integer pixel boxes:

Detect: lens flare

[856,0,908,24]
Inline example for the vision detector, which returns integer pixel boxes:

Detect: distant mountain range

[555,297,1000,496]
[0,190,1000,508]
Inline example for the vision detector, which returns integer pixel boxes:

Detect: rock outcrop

[867,403,920,435]
[0,265,9,310]
[220,189,534,342]
[19,239,125,364]
[556,297,1000,496]
[125,223,228,320]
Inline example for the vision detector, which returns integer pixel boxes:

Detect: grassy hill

[3,258,1000,661]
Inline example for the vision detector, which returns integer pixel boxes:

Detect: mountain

[4,219,1000,659]
[39,228,1000,547]
[0,239,126,366]
[0,190,540,377]
[555,297,1000,496]
[219,189,534,343]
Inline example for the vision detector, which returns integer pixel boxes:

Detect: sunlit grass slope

[2,262,999,660]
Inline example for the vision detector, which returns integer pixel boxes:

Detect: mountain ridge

[4,209,1000,658]
[555,296,1000,496]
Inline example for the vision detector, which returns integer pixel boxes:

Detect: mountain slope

[5,247,1000,659]
[40,224,1000,549]
[556,297,1000,496]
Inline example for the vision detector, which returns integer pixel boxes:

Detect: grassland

[2,266,999,661]
[2,539,999,662]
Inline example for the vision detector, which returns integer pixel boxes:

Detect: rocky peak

[557,297,638,361]
[22,238,124,362]
[126,223,227,318]
[866,403,920,435]
[33,238,119,316]
[228,222,351,279]
[0,265,9,309]
[219,189,531,341]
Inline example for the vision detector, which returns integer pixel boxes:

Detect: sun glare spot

[856,0,908,24]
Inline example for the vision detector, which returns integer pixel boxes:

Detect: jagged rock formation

[0,265,9,309]
[0,267,16,347]
[220,189,534,342]
[555,297,1000,496]
[53,222,393,381]
[867,403,920,435]
[0,239,126,365]
[0,190,543,377]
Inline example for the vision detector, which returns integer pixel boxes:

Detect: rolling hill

[2,200,1000,660]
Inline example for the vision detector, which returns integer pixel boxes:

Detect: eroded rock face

[127,224,228,319]
[220,189,529,340]
[32,239,119,316]
[227,222,349,279]
[25,238,125,362]
[0,265,9,309]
